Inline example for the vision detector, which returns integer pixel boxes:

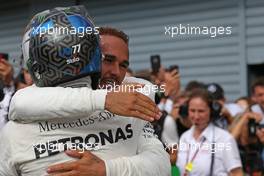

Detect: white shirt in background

[0,85,15,130]
[176,123,242,176]
[161,115,179,145]
[251,104,264,124]
[224,103,244,117]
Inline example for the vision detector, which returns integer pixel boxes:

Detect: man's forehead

[99,34,129,58]
[100,39,110,50]
[255,86,264,92]
[100,35,127,47]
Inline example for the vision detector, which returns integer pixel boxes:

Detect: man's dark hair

[251,77,264,94]
[99,27,129,45]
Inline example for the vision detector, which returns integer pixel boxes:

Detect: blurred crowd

[130,65,264,176]
[0,54,33,129]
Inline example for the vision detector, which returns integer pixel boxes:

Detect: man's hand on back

[105,83,161,122]
[47,150,106,176]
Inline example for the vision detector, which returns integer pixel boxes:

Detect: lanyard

[184,136,206,175]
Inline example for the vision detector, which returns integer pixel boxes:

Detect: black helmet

[22,6,101,88]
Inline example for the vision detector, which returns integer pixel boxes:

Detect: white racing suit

[0,77,170,176]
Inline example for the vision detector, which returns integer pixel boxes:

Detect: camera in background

[150,55,179,74]
[150,55,161,75]
[248,119,264,137]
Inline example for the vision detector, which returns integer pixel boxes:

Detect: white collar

[190,123,215,142]
[58,76,92,88]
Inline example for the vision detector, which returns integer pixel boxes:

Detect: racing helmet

[22,5,101,88]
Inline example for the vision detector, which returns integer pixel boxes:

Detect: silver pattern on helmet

[22,6,101,87]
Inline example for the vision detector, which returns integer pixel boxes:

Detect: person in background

[15,55,33,90]
[162,91,192,176]
[153,66,180,106]
[176,88,243,176]
[230,111,263,175]
[230,78,264,175]
[15,68,33,90]
[151,66,180,140]
[207,83,244,117]
[235,96,253,112]
[166,144,180,176]
[206,83,243,129]
[256,128,264,175]
[250,77,264,120]
[161,91,192,146]
[184,80,205,93]
[0,54,15,130]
